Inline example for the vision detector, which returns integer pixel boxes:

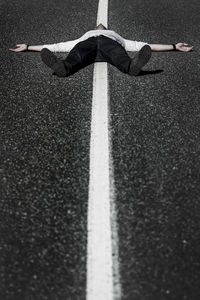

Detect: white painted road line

[96,0,108,26]
[86,0,121,299]
[87,63,113,300]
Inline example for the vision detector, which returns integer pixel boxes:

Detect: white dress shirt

[43,30,148,52]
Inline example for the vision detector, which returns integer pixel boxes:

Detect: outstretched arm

[149,43,193,52]
[124,39,193,52]
[9,44,43,52]
[10,38,81,53]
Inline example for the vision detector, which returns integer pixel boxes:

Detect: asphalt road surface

[1,0,200,299]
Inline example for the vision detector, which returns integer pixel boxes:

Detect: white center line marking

[87,63,112,300]
[86,1,121,300]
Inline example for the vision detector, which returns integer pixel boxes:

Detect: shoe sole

[41,48,58,68]
[129,45,152,76]
[41,48,67,77]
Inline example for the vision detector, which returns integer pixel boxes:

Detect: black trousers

[64,35,132,76]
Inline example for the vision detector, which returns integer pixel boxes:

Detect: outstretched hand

[9,44,27,52]
[176,43,193,52]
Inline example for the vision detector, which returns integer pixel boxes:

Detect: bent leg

[64,37,97,76]
[98,36,132,74]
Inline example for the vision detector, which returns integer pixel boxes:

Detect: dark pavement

[0,0,98,299]
[1,0,200,299]
[109,0,200,299]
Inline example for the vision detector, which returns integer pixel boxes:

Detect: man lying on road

[10,23,193,77]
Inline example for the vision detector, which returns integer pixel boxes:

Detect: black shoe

[129,45,151,76]
[41,48,67,77]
